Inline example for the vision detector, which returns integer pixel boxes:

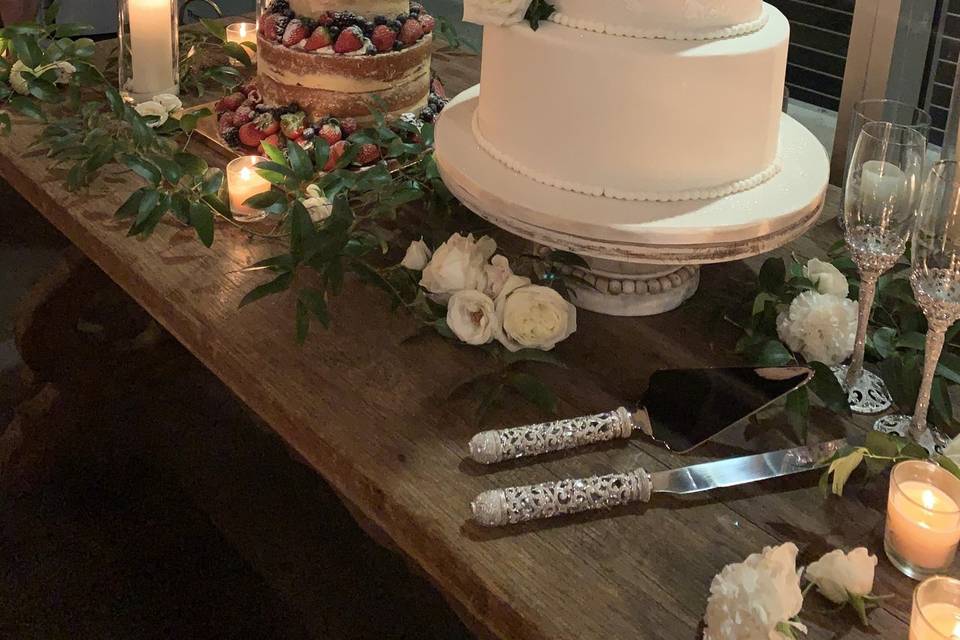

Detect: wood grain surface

[0,45,927,639]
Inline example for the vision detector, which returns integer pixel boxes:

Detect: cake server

[471,439,846,527]
[468,366,814,464]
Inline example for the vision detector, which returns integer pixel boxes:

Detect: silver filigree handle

[468,407,646,464]
[471,468,652,527]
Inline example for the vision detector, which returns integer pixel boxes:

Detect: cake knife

[468,366,814,463]
[471,438,846,527]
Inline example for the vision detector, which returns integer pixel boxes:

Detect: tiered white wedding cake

[467,0,790,201]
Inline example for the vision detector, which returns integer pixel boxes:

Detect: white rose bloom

[10,60,76,96]
[447,290,497,345]
[483,254,513,298]
[401,239,432,271]
[463,0,533,26]
[50,61,76,84]
[420,233,497,301]
[494,279,577,352]
[704,543,806,640]
[776,291,857,365]
[9,60,30,95]
[153,93,183,113]
[134,100,169,128]
[806,548,877,604]
[300,184,332,223]
[804,258,849,298]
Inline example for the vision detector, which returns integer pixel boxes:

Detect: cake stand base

[434,85,830,317]
[874,414,949,455]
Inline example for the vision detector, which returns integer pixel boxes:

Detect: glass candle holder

[118,0,180,101]
[910,576,960,639]
[886,461,960,580]
[226,156,271,222]
[225,22,257,64]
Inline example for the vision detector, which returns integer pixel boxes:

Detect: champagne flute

[875,161,960,453]
[841,121,926,413]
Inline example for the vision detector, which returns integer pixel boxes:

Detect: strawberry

[218,112,237,133]
[281,112,305,139]
[215,92,245,113]
[233,105,254,125]
[371,24,396,52]
[356,143,380,165]
[333,26,364,54]
[339,117,358,137]
[400,18,423,46]
[317,12,335,26]
[282,19,309,46]
[239,121,265,147]
[258,133,281,155]
[418,13,435,34]
[303,26,332,51]
[324,139,349,171]
[255,112,281,136]
[318,121,341,145]
[260,13,280,41]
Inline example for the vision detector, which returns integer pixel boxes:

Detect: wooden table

[0,47,925,639]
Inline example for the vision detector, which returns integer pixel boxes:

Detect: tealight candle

[910,576,960,639]
[226,22,257,62]
[886,461,960,579]
[127,0,178,97]
[226,156,270,222]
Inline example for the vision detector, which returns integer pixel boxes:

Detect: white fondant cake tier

[551,0,765,39]
[475,3,789,201]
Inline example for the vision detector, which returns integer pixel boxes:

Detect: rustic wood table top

[0,43,930,639]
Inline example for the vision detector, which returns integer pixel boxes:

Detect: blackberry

[396,13,408,24]
[434,100,445,114]
[389,19,402,30]
[393,40,404,51]
[273,14,290,39]
[269,0,290,14]
[255,103,272,113]
[419,106,435,123]
[374,14,387,25]
[288,101,301,114]
[362,20,375,36]
[329,25,340,40]
[301,16,317,31]
[428,95,439,108]
[222,127,241,147]
[409,7,420,17]
[365,43,377,55]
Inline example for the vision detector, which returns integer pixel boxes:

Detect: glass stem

[846,272,879,388]
[912,325,948,437]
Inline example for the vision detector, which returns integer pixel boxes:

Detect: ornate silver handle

[471,468,652,527]
[468,407,647,464]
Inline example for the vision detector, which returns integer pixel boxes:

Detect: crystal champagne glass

[876,161,960,453]
[842,121,926,413]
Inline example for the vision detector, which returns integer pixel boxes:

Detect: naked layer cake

[257,0,434,121]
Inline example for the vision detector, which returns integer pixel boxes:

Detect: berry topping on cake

[260,13,280,40]
[215,92,245,113]
[371,24,396,52]
[268,0,290,15]
[258,133,281,155]
[222,127,241,148]
[318,122,342,145]
[280,112,305,139]
[272,14,290,40]
[400,19,423,46]
[303,26,332,51]
[431,78,446,100]
[333,26,364,54]
[324,140,349,172]
[356,143,380,165]
[255,112,281,137]
[233,104,254,125]
[419,106,435,123]
[418,14,435,34]
[218,112,237,133]
[239,121,265,147]
[282,19,309,46]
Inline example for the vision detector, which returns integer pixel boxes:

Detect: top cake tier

[550,0,766,39]
[289,0,410,19]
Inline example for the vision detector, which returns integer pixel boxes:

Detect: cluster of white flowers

[134,94,183,128]
[463,0,532,26]
[9,59,76,95]
[704,544,878,639]
[404,233,576,351]
[776,258,858,366]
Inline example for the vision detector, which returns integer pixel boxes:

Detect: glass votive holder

[226,156,270,222]
[886,460,960,580]
[910,576,960,639]
[225,22,257,64]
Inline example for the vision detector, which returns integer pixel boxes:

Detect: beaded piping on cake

[471,112,781,202]
[548,8,769,41]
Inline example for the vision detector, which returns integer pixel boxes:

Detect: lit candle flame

[240,166,252,181]
[239,23,248,38]
[923,489,938,510]
[952,619,960,638]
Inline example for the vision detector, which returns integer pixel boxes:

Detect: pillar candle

[128,0,177,96]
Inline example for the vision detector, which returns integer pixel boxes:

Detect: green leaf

[261,140,286,165]
[785,387,809,443]
[12,34,44,67]
[868,326,898,359]
[938,352,960,385]
[200,17,227,40]
[174,152,208,176]
[313,138,330,171]
[104,86,125,116]
[298,288,330,328]
[289,200,317,260]
[808,361,850,415]
[936,455,960,482]
[27,77,59,102]
[152,155,182,184]
[239,271,293,308]
[188,201,214,247]
[758,257,786,294]
[741,337,793,366]
[896,332,927,351]
[865,430,900,458]
[222,41,252,67]
[8,96,42,120]
[179,111,201,134]
[287,139,314,181]
[201,171,223,196]
[136,188,161,219]
[116,187,147,219]
[523,0,556,30]
[121,154,161,185]
[244,254,296,272]
[243,189,284,210]
[506,372,557,414]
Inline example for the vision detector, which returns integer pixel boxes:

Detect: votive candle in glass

[910,576,960,639]
[225,22,257,63]
[226,156,270,222]
[886,461,960,580]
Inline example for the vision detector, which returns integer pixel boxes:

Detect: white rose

[420,233,497,301]
[945,436,960,467]
[483,254,513,298]
[447,290,497,345]
[806,548,877,604]
[463,0,533,26]
[301,184,332,222]
[401,239,432,271]
[9,60,30,94]
[10,60,75,95]
[704,543,806,640]
[804,258,849,298]
[50,61,76,84]
[494,280,576,352]
[776,291,857,365]
[134,100,169,128]
[153,93,182,113]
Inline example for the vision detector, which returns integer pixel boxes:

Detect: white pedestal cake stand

[434,85,831,316]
